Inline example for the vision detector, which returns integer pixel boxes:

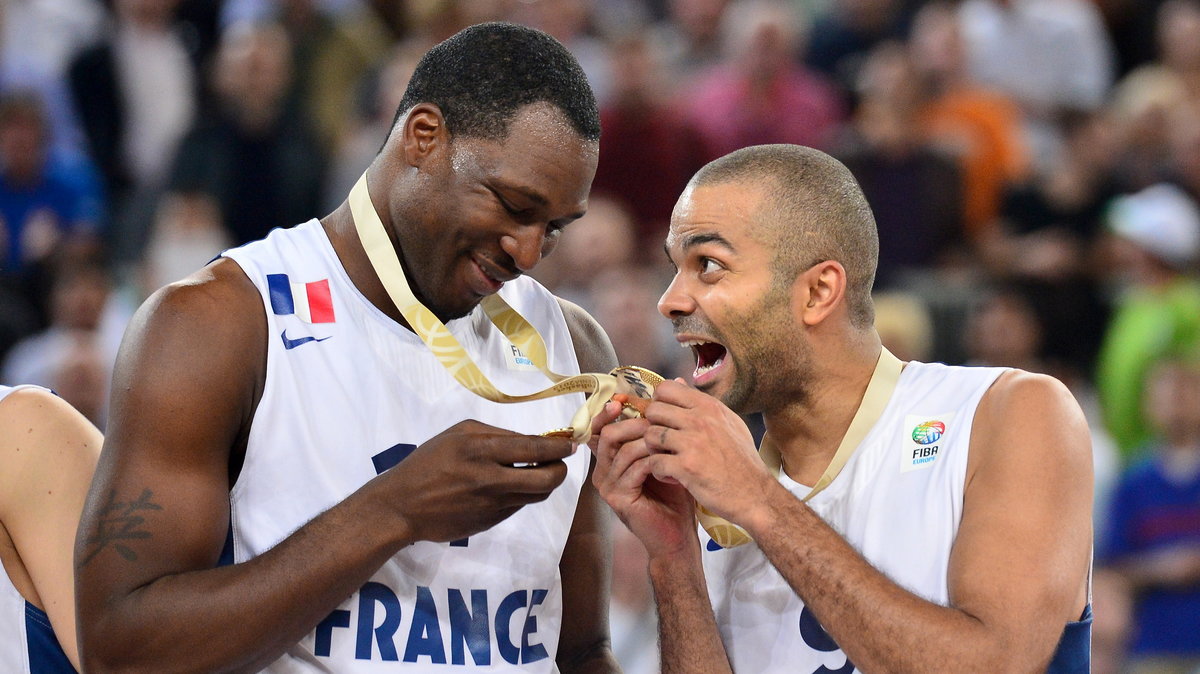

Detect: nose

[500,226,546,273]
[657,273,695,319]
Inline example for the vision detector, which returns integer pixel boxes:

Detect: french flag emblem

[267,274,335,323]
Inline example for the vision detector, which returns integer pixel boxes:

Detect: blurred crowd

[1,0,1200,671]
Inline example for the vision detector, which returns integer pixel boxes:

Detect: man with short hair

[592,144,1094,672]
[76,23,621,672]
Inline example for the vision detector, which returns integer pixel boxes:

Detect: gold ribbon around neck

[698,347,904,548]
[349,171,663,445]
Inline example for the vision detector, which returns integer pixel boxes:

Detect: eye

[699,257,724,275]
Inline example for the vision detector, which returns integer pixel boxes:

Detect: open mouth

[681,339,728,380]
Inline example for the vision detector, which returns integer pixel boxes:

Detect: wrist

[740,481,794,541]
[647,540,703,585]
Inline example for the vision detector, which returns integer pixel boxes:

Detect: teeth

[695,358,723,375]
[680,339,710,348]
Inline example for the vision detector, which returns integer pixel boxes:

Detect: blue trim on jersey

[1046,604,1092,673]
[24,601,75,673]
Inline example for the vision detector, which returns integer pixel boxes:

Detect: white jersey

[0,385,77,673]
[222,220,589,672]
[704,362,1004,673]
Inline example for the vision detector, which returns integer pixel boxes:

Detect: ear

[399,103,447,167]
[793,260,847,327]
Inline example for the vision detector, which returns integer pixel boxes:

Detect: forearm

[648,543,732,674]
[79,485,410,673]
[748,497,1016,673]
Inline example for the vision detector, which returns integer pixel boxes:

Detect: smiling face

[659,180,813,414]
[397,103,598,321]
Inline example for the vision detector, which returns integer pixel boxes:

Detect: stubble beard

[720,283,812,415]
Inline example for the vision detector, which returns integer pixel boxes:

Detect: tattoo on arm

[78,488,163,568]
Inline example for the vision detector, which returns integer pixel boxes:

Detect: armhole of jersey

[24,601,74,673]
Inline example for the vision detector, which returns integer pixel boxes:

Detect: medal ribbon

[349,171,662,444]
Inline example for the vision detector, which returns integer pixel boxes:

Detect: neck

[764,331,884,486]
[321,172,413,330]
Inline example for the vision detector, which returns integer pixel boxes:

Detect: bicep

[947,372,1093,665]
[76,266,264,611]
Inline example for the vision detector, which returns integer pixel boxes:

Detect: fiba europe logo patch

[911,420,945,445]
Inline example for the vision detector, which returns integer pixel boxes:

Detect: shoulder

[555,296,618,375]
[0,386,87,435]
[132,257,262,343]
[0,387,100,486]
[969,369,1091,478]
[114,257,266,412]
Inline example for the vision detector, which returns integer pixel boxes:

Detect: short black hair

[394,22,600,142]
[693,144,880,328]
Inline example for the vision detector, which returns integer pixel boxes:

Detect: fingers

[500,459,570,497]
[589,400,623,438]
[487,434,575,466]
[650,379,701,406]
[595,417,650,469]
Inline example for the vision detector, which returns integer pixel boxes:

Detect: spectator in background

[592,32,707,246]
[509,0,613,106]
[649,0,731,89]
[871,289,934,362]
[963,285,1120,522]
[1110,0,1200,191]
[1099,358,1200,673]
[323,39,425,211]
[0,91,103,276]
[530,194,639,303]
[681,0,845,159]
[0,0,105,161]
[957,0,1115,171]
[588,264,691,382]
[805,0,910,97]
[170,21,327,246]
[1096,183,1200,461]
[139,190,231,297]
[1,257,120,427]
[909,0,1030,239]
[68,0,198,264]
[979,109,1118,374]
[837,42,964,289]
[253,0,392,152]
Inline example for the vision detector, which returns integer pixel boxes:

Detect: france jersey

[222,220,590,672]
[0,385,76,674]
[701,361,1092,673]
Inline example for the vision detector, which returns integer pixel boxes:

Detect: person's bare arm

[0,387,100,670]
[556,297,622,673]
[75,260,579,673]
[643,372,1093,672]
[592,413,732,674]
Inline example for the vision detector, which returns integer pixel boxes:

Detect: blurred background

[1,0,1198,670]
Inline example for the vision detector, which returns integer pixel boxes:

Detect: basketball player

[0,384,100,672]
[75,24,621,672]
[590,145,1094,672]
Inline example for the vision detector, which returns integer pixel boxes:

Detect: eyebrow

[665,231,736,260]
[492,180,549,207]
[492,180,587,222]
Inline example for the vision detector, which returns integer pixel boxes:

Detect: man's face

[659,181,811,414]
[401,104,598,321]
